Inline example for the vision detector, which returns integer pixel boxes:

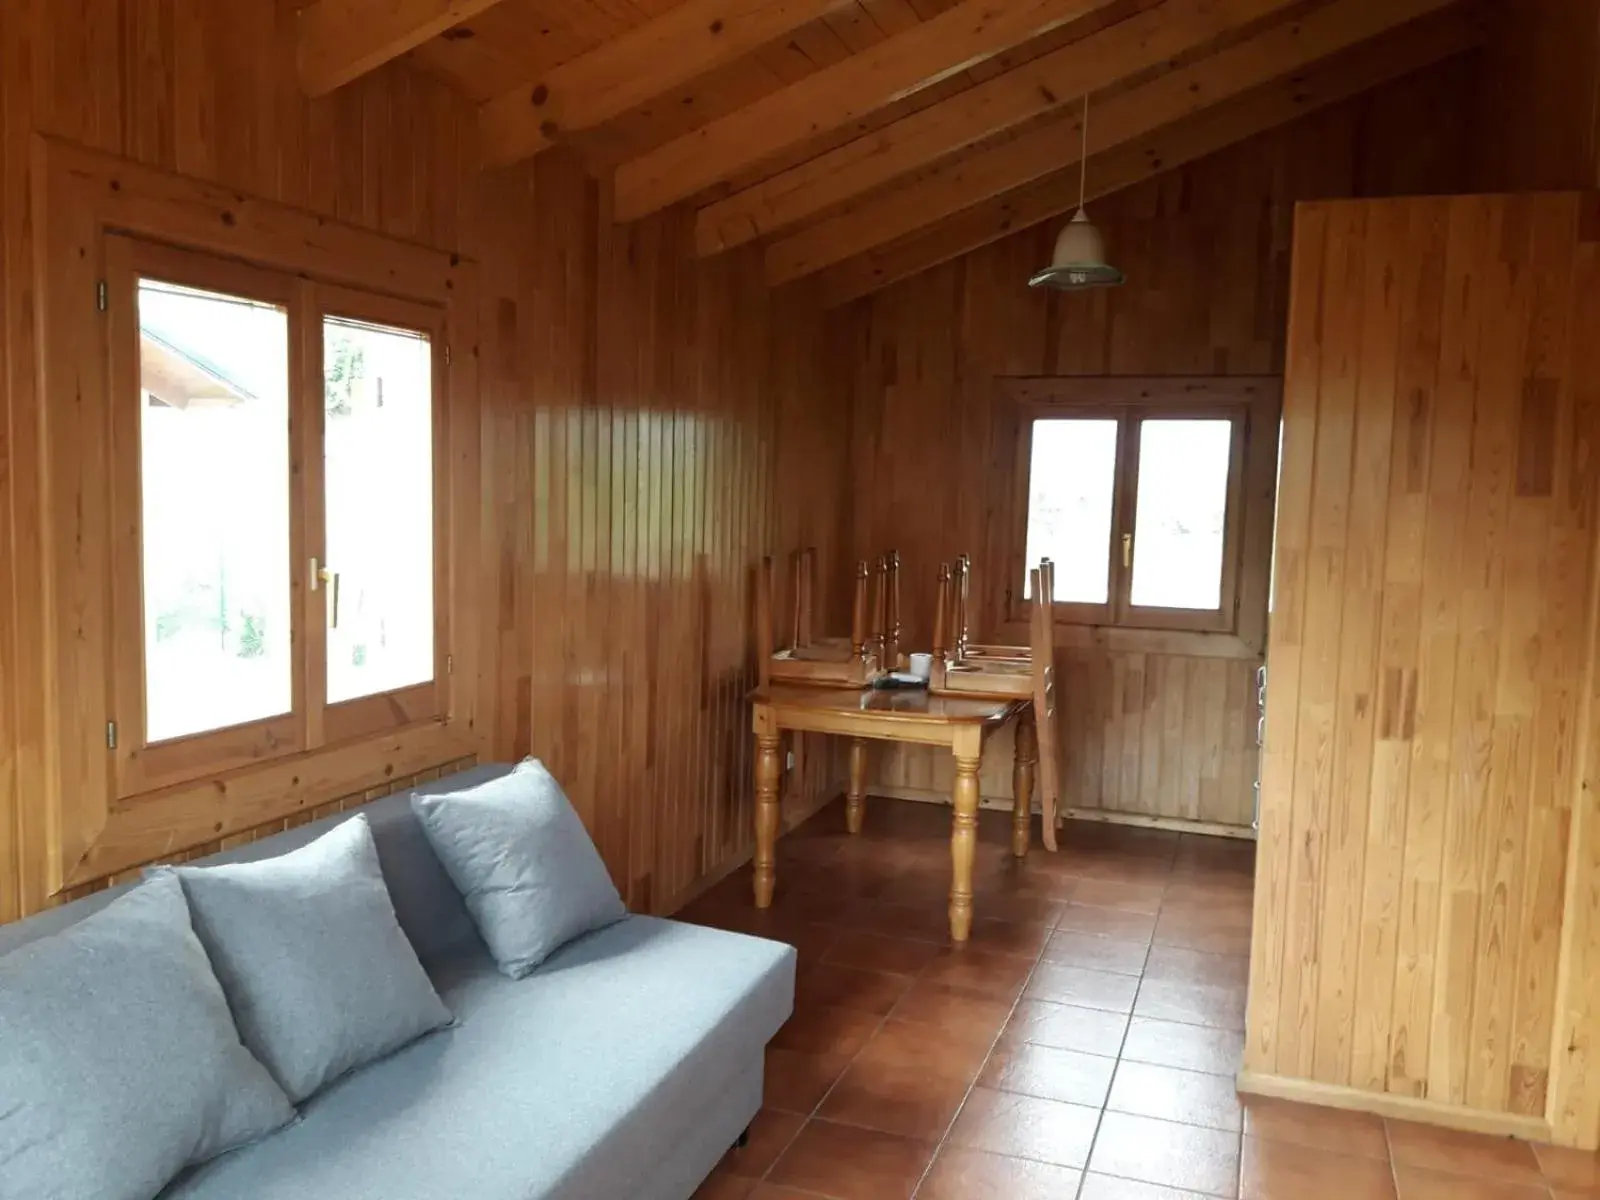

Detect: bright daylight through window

[138,280,292,743]
[323,316,436,705]
[1021,409,1239,630]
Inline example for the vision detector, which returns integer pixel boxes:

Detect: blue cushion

[412,759,626,978]
[159,815,453,1102]
[163,917,797,1200]
[0,875,295,1200]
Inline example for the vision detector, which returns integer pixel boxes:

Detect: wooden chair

[1028,564,1062,853]
[948,554,1052,665]
[931,556,1054,686]
[757,548,895,687]
[930,557,1061,851]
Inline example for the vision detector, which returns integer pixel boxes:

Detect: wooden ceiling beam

[769,0,1469,285]
[813,5,1481,306]
[612,0,1126,222]
[697,0,1303,257]
[297,0,508,96]
[478,0,859,169]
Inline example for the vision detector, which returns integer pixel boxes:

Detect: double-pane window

[1019,401,1245,632]
[107,238,446,795]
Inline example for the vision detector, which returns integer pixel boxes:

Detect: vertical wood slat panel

[471,157,851,916]
[1245,191,1600,1139]
[1549,222,1600,1148]
[0,0,18,927]
[1246,202,1329,1075]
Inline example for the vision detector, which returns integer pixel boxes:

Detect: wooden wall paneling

[1385,196,1486,1102]
[6,0,58,926]
[1242,192,1600,1143]
[1314,199,1404,1086]
[467,147,848,919]
[0,0,20,926]
[1550,206,1600,1146]
[1,0,859,921]
[1244,199,1327,1075]
[1347,195,1445,1095]
[1472,0,1600,192]
[830,66,1473,838]
[56,756,478,902]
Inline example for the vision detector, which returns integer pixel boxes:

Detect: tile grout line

[734,814,1255,1200]
[1383,1116,1400,1199]
[905,840,1063,1200]
[760,856,1027,1195]
[1072,853,1173,1200]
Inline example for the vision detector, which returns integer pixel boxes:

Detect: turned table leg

[846,737,868,834]
[949,731,982,942]
[754,731,781,908]
[1012,706,1037,859]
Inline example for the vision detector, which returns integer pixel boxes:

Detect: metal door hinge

[446,654,454,676]
[106,721,118,750]
[96,280,108,312]
[443,344,452,366]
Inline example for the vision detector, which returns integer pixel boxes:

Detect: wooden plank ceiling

[294,0,1485,301]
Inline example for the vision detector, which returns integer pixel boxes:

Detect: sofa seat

[164,915,796,1200]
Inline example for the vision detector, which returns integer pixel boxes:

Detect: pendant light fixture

[1029,92,1125,291]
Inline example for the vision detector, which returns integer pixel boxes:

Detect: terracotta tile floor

[678,796,1600,1200]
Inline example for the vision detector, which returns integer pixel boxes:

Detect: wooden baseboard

[870,784,1256,841]
[1063,808,1256,841]
[1235,1070,1553,1142]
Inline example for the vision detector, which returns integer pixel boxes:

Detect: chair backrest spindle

[886,550,901,670]
[757,556,775,690]
[932,562,951,662]
[850,560,869,659]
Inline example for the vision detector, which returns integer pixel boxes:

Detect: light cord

[1078,92,1090,212]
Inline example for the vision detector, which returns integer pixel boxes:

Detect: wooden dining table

[750,683,1036,942]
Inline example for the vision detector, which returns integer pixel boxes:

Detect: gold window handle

[1121,533,1133,569]
[309,558,341,629]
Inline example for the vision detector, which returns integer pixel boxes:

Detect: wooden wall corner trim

[1236,1071,1555,1143]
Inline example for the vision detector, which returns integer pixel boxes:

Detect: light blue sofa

[0,764,796,1200]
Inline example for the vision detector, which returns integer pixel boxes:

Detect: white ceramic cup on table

[908,652,933,680]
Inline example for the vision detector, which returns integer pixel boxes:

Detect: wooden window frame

[1002,377,1279,651]
[104,238,452,800]
[32,138,478,896]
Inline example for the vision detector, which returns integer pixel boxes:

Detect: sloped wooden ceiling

[293,0,1485,302]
